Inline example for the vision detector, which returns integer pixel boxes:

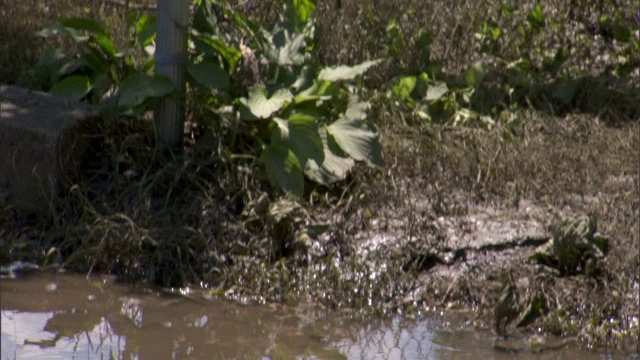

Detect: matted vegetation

[1,0,638,352]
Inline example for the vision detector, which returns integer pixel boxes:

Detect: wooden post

[154,0,189,147]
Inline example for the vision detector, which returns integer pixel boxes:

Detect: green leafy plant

[26,0,384,198]
[387,61,494,127]
[29,14,173,117]
[531,214,609,276]
[379,6,507,128]
[189,0,384,197]
[473,2,639,112]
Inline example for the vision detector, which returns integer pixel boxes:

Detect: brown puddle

[0,273,629,359]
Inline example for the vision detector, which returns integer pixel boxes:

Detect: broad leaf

[290,65,315,91]
[244,87,293,118]
[61,28,90,43]
[272,115,324,171]
[305,127,355,184]
[59,18,108,37]
[426,81,448,101]
[318,59,381,81]
[392,76,416,99]
[344,96,370,121]
[296,80,339,100]
[287,0,316,31]
[192,1,220,35]
[91,73,113,102]
[292,93,332,106]
[49,75,91,101]
[261,142,304,197]
[136,15,156,47]
[93,35,117,57]
[327,115,383,167]
[236,103,260,121]
[117,73,174,109]
[192,34,242,70]
[80,46,111,74]
[187,61,230,90]
[263,27,308,66]
[283,100,332,120]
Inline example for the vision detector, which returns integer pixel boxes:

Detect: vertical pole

[154,0,189,147]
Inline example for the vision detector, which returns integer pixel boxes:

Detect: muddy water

[0,274,625,359]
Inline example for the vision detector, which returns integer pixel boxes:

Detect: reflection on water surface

[0,273,626,359]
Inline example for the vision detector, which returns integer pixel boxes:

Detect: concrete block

[0,85,95,213]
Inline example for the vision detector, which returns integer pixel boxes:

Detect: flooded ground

[1,273,631,359]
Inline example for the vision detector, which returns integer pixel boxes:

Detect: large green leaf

[243,86,293,119]
[296,80,339,100]
[192,1,219,35]
[327,115,383,167]
[318,59,381,81]
[305,127,355,184]
[292,93,331,106]
[261,142,304,197]
[59,18,108,37]
[290,64,315,91]
[192,34,242,70]
[282,100,332,121]
[49,75,91,101]
[90,73,113,102]
[93,35,117,57]
[135,15,156,47]
[272,115,324,171]
[61,28,90,43]
[263,27,308,66]
[345,96,370,121]
[289,81,336,119]
[287,0,316,31]
[426,81,448,101]
[187,61,230,90]
[79,46,111,74]
[236,104,259,121]
[117,73,174,109]
[392,76,416,100]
